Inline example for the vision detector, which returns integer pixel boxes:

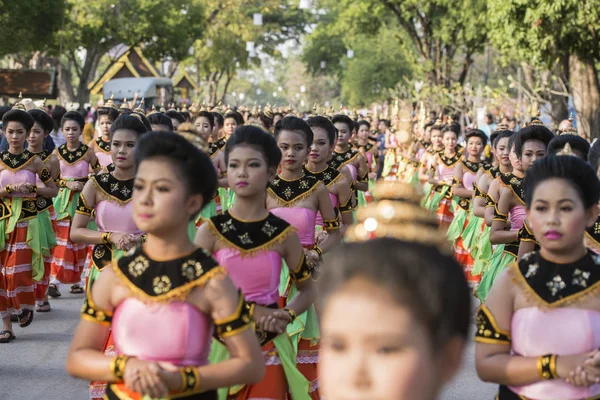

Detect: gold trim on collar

[91,175,133,206]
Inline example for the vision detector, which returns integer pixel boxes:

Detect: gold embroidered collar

[95,137,111,153]
[92,172,134,205]
[267,174,320,207]
[58,144,90,165]
[303,165,342,188]
[0,149,36,171]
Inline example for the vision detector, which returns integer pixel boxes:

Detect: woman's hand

[123,358,169,399]
[254,306,290,334]
[66,181,84,192]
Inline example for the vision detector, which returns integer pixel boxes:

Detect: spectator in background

[0,105,12,134]
[82,109,96,143]
[49,106,67,148]
[480,113,497,137]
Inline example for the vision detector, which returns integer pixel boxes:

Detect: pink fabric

[96,152,112,168]
[346,164,358,183]
[463,170,477,191]
[214,248,282,305]
[510,307,600,398]
[509,205,526,231]
[95,201,141,235]
[416,148,426,161]
[113,298,213,366]
[316,193,339,227]
[59,158,90,179]
[0,169,37,198]
[437,165,455,185]
[365,152,373,170]
[270,207,316,247]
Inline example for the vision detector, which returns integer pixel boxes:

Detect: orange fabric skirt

[436,197,454,225]
[453,218,479,285]
[297,339,320,398]
[231,341,287,400]
[51,217,88,284]
[90,331,116,399]
[1,221,35,313]
[34,257,51,303]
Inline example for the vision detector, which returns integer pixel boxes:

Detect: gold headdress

[199,102,209,112]
[529,109,544,126]
[189,103,199,114]
[312,103,319,116]
[559,114,578,135]
[147,104,159,116]
[119,99,130,112]
[177,122,208,153]
[181,104,189,113]
[102,94,119,111]
[32,98,46,111]
[264,103,274,118]
[133,98,145,115]
[159,102,167,113]
[286,104,295,116]
[495,122,510,132]
[11,92,26,111]
[433,115,444,127]
[224,105,234,114]
[345,181,450,253]
[557,142,575,156]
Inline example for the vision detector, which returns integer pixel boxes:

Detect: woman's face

[224,118,238,137]
[110,129,138,170]
[430,129,443,149]
[442,132,457,152]
[227,145,274,198]
[5,121,28,149]
[320,277,460,400]
[62,120,82,143]
[466,136,484,158]
[509,144,522,172]
[309,127,333,164]
[357,124,370,141]
[527,178,596,256]
[495,137,510,167]
[27,121,46,149]
[277,130,309,172]
[334,122,352,147]
[194,116,212,140]
[133,157,202,235]
[98,115,112,140]
[520,139,546,171]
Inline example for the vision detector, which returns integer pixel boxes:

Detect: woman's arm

[281,232,316,317]
[484,179,501,227]
[452,163,472,198]
[216,152,229,188]
[473,175,491,218]
[490,189,519,245]
[35,158,59,198]
[476,270,593,385]
[315,183,341,253]
[417,153,430,181]
[353,154,368,192]
[427,156,441,185]
[335,176,354,228]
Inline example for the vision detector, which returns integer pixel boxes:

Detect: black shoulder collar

[58,144,90,164]
[328,148,359,171]
[511,251,600,308]
[303,165,342,188]
[112,246,224,302]
[267,174,321,206]
[95,137,111,153]
[92,172,134,205]
[439,152,460,167]
[208,142,220,158]
[0,149,36,171]
[207,211,294,256]
[461,159,482,174]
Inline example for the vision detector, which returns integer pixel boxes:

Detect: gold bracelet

[537,354,557,380]
[284,308,297,323]
[313,245,323,258]
[102,232,112,245]
[4,185,13,194]
[179,366,201,392]
[110,355,131,382]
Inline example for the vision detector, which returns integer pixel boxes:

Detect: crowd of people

[1,94,600,400]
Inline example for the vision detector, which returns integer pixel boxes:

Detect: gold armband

[179,366,201,392]
[4,185,13,194]
[101,232,112,245]
[110,355,131,382]
[214,290,253,339]
[56,178,67,188]
[284,308,297,323]
[312,245,323,258]
[323,216,340,231]
[474,305,511,345]
[80,293,113,327]
[76,194,93,216]
[493,205,508,223]
[291,252,312,283]
[40,168,52,183]
[537,354,557,380]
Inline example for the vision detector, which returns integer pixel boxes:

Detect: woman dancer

[475,155,600,399]
[66,132,264,399]
[419,124,443,209]
[427,126,460,231]
[305,116,354,228]
[28,108,61,313]
[196,126,317,399]
[446,129,487,286]
[90,98,120,168]
[49,111,100,297]
[319,181,471,399]
[0,104,58,342]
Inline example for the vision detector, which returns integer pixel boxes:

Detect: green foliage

[0,0,66,57]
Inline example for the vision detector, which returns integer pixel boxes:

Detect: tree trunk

[57,58,76,105]
[569,55,600,139]
[75,48,104,106]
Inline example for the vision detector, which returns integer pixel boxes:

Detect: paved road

[0,293,497,400]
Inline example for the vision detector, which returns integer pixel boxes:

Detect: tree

[310,0,488,88]
[54,0,206,104]
[184,0,311,105]
[488,0,600,138]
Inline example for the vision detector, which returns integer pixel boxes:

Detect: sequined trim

[0,149,36,171]
[267,175,321,207]
[81,291,113,327]
[474,304,511,345]
[75,193,93,216]
[57,144,90,165]
[91,173,133,205]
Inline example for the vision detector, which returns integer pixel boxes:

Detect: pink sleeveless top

[59,159,90,179]
[463,171,477,191]
[95,201,141,235]
[509,205,526,231]
[0,169,37,198]
[315,193,339,227]
[346,164,358,183]
[437,165,455,185]
[509,307,600,398]
[416,147,426,161]
[214,249,282,306]
[270,207,316,247]
[96,152,112,168]
[112,298,212,366]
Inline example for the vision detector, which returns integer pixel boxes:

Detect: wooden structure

[0,69,57,99]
